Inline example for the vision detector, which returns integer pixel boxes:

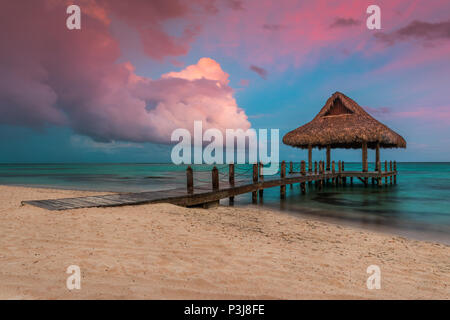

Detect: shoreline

[2,182,450,247]
[3,183,449,246]
[0,185,448,299]
[244,203,450,246]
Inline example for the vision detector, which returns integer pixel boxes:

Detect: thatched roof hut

[283,92,406,149]
[283,92,406,172]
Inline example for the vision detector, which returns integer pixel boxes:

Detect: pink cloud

[239,79,250,86]
[393,107,450,123]
[197,0,450,68]
[162,57,230,85]
[0,1,250,143]
[374,19,450,45]
[329,18,362,28]
[364,105,450,125]
[363,106,392,116]
[1,0,449,146]
[249,65,268,79]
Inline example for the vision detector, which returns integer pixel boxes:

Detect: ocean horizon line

[1,161,449,165]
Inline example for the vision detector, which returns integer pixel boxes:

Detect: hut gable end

[323,97,353,117]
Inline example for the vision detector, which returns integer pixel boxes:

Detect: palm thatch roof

[282,92,406,149]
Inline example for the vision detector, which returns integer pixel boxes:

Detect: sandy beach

[0,185,448,300]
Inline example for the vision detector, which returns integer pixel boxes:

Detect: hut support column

[362,142,368,186]
[362,142,368,172]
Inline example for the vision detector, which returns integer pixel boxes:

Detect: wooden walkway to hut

[23,160,398,211]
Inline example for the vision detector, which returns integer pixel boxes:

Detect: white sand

[0,185,448,299]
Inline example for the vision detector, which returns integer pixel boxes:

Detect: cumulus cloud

[0,1,250,144]
[162,57,230,85]
[134,59,250,142]
[375,20,450,45]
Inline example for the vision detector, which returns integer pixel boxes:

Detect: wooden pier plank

[22,170,398,211]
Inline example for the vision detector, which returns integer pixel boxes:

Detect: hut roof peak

[282,92,406,150]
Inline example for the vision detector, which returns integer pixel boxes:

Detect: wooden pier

[23,160,398,211]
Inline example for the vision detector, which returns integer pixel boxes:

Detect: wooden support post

[331,161,335,185]
[203,166,220,208]
[338,160,342,185]
[394,161,397,184]
[259,162,264,198]
[186,166,193,195]
[362,141,368,186]
[362,142,368,172]
[342,161,346,185]
[384,160,388,186]
[389,161,393,185]
[280,161,286,199]
[326,145,331,172]
[314,161,318,188]
[377,161,382,186]
[375,142,380,171]
[307,150,312,186]
[212,166,219,191]
[229,164,235,204]
[318,161,323,190]
[289,161,293,188]
[322,160,325,183]
[300,160,306,194]
[308,145,312,172]
[252,164,258,203]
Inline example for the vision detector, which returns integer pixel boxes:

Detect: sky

[0,0,449,163]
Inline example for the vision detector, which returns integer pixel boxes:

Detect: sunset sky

[0,0,449,163]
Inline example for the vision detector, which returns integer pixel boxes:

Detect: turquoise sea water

[0,162,449,243]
